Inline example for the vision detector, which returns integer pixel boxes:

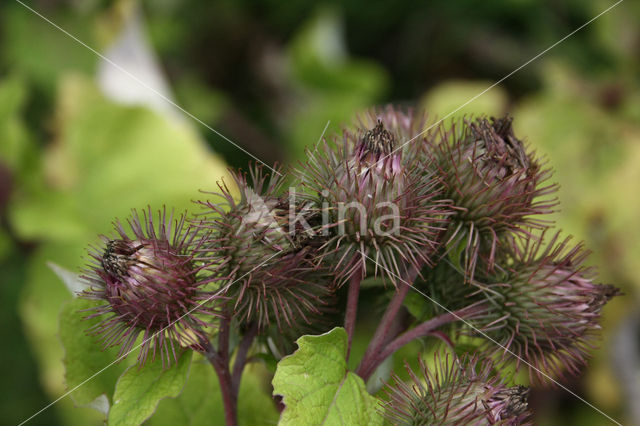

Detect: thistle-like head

[195,165,333,332]
[296,107,450,287]
[80,208,221,367]
[382,352,531,424]
[467,232,620,383]
[431,115,557,280]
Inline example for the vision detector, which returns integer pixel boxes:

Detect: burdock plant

[383,353,531,424]
[430,116,558,280]
[67,107,619,426]
[79,208,223,367]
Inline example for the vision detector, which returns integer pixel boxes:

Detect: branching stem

[357,304,484,381]
[344,269,363,361]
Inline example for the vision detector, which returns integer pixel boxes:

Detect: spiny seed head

[382,352,531,425]
[297,107,450,287]
[195,165,333,331]
[430,116,558,281]
[80,208,221,367]
[467,232,620,383]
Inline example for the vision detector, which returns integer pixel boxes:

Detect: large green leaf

[108,350,192,426]
[150,356,279,426]
[59,297,127,410]
[9,75,232,242]
[272,327,382,426]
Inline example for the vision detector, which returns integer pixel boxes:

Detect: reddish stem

[344,269,363,361]
[357,304,483,381]
[231,322,258,393]
[204,340,237,426]
[218,317,230,360]
[357,266,420,376]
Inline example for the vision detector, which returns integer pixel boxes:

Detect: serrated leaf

[59,297,126,408]
[272,327,382,426]
[108,350,192,426]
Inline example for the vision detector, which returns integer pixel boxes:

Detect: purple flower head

[297,107,450,287]
[382,352,531,425]
[468,232,621,383]
[195,165,333,332]
[354,119,402,181]
[80,208,222,367]
[431,116,558,281]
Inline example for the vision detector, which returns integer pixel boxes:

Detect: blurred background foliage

[0,0,639,424]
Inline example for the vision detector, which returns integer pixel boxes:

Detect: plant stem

[344,268,363,361]
[231,322,258,393]
[203,317,259,426]
[356,304,483,381]
[219,316,230,361]
[204,339,237,426]
[357,265,420,377]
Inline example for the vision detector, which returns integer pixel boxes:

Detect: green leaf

[108,350,192,426]
[148,357,223,426]
[59,297,127,409]
[1,4,96,95]
[150,356,279,426]
[272,327,383,426]
[48,261,88,296]
[8,75,232,242]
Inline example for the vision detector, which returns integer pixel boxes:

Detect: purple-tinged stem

[218,316,230,360]
[357,265,420,376]
[344,269,363,361]
[204,339,237,426]
[357,304,484,381]
[231,322,258,393]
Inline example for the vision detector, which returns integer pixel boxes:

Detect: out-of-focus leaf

[285,8,388,161]
[19,243,85,396]
[0,75,31,171]
[59,297,127,410]
[97,8,179,120]
[108,350,192,426]
[272,327,383,426]
[174,77,228,126]
[9,75,231,242]
[0,229,11,261]
[1,4,96,94]
[18,243,105,425]
[421,80,508,125]
[515,63,629,239]
[48,262,88,296]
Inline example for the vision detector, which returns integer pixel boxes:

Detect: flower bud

[297,107,450,286]
[196,165,333,331]
[467,232,620,383]
[383,353,531,424]
[431,116,557,280]
[80,208,221,367]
